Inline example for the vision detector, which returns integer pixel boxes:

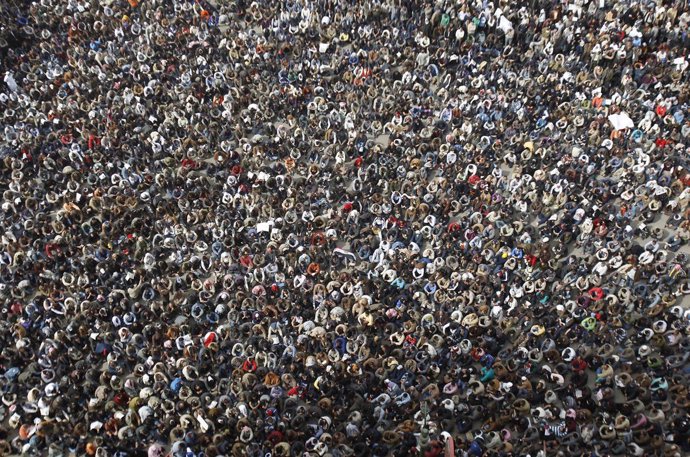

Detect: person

[3,71,17,93]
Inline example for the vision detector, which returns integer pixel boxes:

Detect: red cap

[203,332,216,348]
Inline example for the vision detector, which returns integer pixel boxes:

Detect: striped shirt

[544,422,569,438]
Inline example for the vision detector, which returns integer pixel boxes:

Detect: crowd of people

[2,0,690,455]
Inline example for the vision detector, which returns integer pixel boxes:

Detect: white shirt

[3,72,17,93]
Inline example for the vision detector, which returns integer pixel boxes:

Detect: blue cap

[673,110,685,124]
